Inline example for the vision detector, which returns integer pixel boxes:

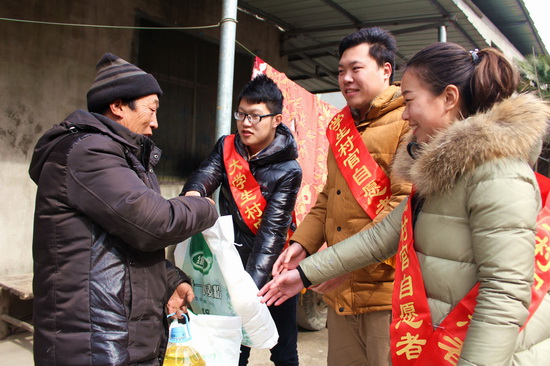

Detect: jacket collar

[83,111,147,152]
[353,84,404,128]
[29,110,158,183]
[234,123,298,165]
[393,93,550,197]
[90,112,159,166]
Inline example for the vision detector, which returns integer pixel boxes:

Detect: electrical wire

[0,16,232,30]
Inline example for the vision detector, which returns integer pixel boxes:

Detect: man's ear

[109,99,125,119]
[383,62,392,82]
[273,114,283,128]
[443,84,460,112]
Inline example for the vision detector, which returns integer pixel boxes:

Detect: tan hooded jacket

[291,84,411,315]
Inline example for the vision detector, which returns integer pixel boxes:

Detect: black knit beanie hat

[86,53,163,113]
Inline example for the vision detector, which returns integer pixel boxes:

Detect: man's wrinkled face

[120,94,159,136]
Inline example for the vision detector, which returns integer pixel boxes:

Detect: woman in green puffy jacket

[260,42,550,365]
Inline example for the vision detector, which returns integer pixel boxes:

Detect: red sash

[326,107,392,220]
[224,134,267,234]
[223,135,296,246]
[391,173,550,366]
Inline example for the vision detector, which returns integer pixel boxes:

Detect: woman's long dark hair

[404,42,519,116]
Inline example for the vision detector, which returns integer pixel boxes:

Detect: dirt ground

[0,327,328,365]
[249,327,328,366]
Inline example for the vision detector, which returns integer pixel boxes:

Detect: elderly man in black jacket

[29,53,218,366]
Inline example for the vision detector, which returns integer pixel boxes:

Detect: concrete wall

[0,0,286,276]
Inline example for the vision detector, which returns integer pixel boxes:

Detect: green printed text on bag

[182,233,234,316]
[178,216,278,349]
[189,233,213,275]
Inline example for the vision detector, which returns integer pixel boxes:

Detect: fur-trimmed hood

[394,93,550,197]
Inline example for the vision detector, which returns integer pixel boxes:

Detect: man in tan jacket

[273,27,411,366]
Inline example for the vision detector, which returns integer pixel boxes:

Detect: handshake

[258,242,350,306]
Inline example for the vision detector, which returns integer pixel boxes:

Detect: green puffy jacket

[299,94,550,365]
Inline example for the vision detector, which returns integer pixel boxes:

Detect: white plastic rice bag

[178,215,278,349]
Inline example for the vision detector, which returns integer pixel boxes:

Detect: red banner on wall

[252,57,339,225]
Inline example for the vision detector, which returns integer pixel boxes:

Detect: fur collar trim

[393,93,550,197]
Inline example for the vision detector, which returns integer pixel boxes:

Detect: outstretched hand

[185,190,215,206]
[310,273,350,294]
[272,242,308,276]
[258,269,304,306]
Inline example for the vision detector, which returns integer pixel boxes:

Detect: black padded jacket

[182,123,302,288]
[29,110,218,365]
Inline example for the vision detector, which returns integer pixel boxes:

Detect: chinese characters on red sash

[326,107,392,220]
[390,189,435,364]
[223,134,296,246]
[391,173,550,366]
[223,134,266,235]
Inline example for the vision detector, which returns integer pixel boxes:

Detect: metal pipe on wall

[213,0,238,206]
[215,0,238,139]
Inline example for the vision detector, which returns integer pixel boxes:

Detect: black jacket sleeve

[165,261,192,301]
[66,134,218,252]
[181,136,226,197]
[247,162,302,288]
